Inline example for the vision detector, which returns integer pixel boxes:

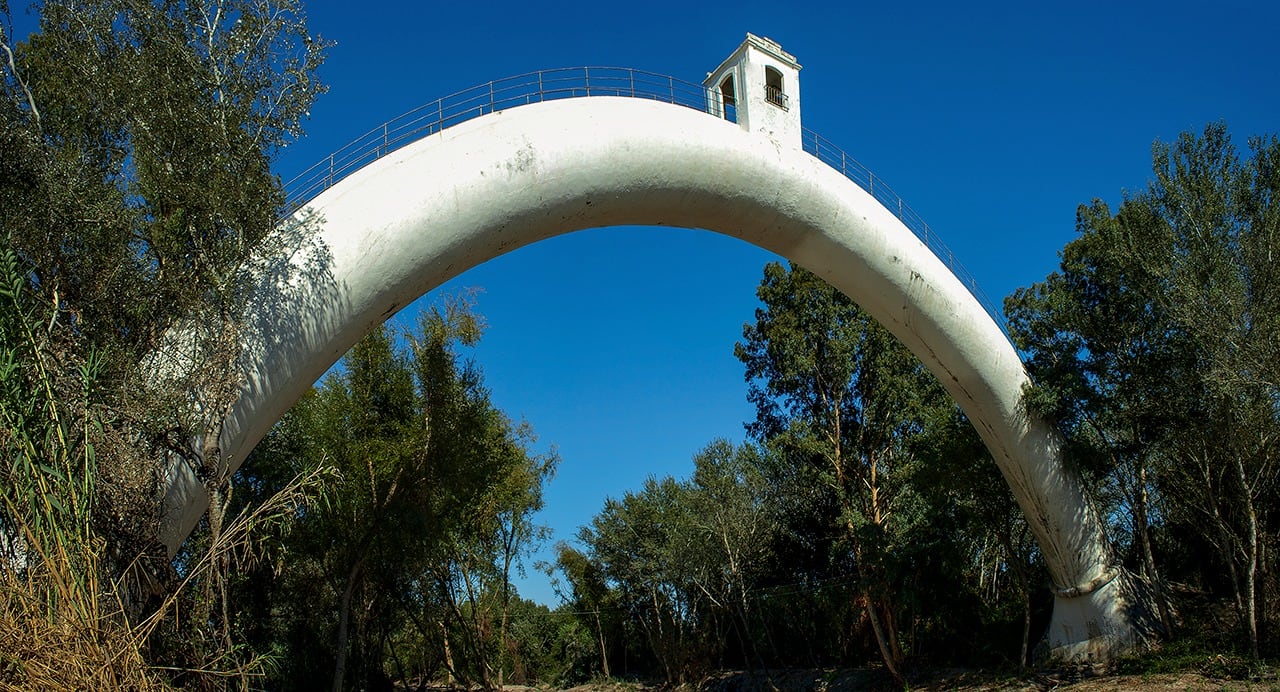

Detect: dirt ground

[545,667,1280,691]
[911,670,1277,690]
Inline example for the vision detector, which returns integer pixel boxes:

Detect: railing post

[538,71,544,102]
[584,67,590,96]
[382,123,388,157]
[327,154,334,189]
[668,76,674,103]
[629,68,635,98]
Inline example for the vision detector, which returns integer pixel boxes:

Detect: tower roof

[704,32,801,87]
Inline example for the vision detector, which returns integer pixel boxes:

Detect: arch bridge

[159,33,1151,662]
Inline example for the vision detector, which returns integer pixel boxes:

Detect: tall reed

[0,247,159,688]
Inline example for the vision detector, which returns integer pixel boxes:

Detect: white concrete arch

[164,96,1146,660]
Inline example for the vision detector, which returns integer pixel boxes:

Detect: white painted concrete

[160,96,1143,661]
[704,33,802,146]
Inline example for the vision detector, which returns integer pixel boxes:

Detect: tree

[489,432,557,686]
[908,407,1048,667]
[552,542,617,679]
[3,0,325,351]
[1005,200,1192,638]
[575,440,779,676]
[231,296,557,690]
[1,0,327,679]
[579,475,703,683]
[683,440,775,668]
[735,261,951,680]
[1006,123,1280,658]
[1119,124,1279,659]
[0,0,328,601]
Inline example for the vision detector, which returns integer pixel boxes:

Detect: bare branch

[0,22,40,131]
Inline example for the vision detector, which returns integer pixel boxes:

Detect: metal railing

[765,83,789,110]
[801,130,1005,331]
[281,66,1005,332]
[282,68,711,210]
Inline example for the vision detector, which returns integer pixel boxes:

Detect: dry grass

[0,459,333,691]
[0,567,161,691]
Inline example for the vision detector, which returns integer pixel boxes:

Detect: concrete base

[1043,568,1161,665]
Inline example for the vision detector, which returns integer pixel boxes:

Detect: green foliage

[698,123,1280,677]
[6,2,1274,679]
[1007,123,1280,658]
[1,0,330,622]
[559,261,1058,680]
[1,0,329,682]
[570,443,759,683]
[567,428,1043,678]
[2,0,327,366]
[736,261,956,676]
[0,247,101,616]
[231,297,558,690]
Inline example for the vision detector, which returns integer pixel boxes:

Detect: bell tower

[704,33,802,148]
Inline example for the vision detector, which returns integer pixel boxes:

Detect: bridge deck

[281,66,1005,331]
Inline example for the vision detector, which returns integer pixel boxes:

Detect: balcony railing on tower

[765,83,788,109]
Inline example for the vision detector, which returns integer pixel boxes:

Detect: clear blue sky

[274,0,1278,604]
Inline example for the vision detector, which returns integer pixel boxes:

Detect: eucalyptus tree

[683,440,775,666]
[552,542,617,679]
[408,301,558,688]
[1116,125,1279,658]
[908,407,1046,666]
[1007,123,1280,657]
[735,261,951,679]
[579,475,705,683]
[1004,200,1192,637]
[582,440,779,674]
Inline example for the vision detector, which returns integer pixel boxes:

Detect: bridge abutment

[1046,568,1162,664]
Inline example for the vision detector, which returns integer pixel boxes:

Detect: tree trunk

[738,587,768,671]
[863,592,903,685]
[332,557,365,692]
[498,597,507,688]
[439,619,457,686]
[1135,465,1175,634]
[195,483,222,631]
[1235,455,1260,659]
[998,523,1033,668]
[457,559,493,688]
[1200,456,1247,617]
[499,534,514,689]
[386,631,411,691]
[1021,591,1032,668]
[593,610,611,679]
[882,599,904,663]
